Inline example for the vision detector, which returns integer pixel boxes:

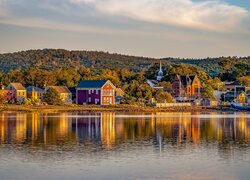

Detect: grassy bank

[0,104,236,113]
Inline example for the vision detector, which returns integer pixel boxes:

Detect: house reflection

[0,112,249,148]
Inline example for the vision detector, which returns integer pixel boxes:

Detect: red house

[76,80,116,105]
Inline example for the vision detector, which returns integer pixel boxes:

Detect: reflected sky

[0,112,249,180]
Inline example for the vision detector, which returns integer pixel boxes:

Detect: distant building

[201,99,219,107]
[76,80,116,105]
[26,86,44,100]
[223,91,247,103]
[172,75,201,100]
[0,83,10,103]
[68,87,76,104]
[6,83,27,103]
[147,80,164,90]
[46,86,72,104]
[156,60,164,81]
[115,88,125,104]
[224,81,240,91]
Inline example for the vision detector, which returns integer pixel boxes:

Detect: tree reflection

[0,112,249,150]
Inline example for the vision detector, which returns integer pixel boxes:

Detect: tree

[43,89,62,105]
[56,68,81,87]
[238,76,250,86]
[201,84,216,99]
[0,93,6,104]
[158,81,172,92]
[155,90,173,103]
[78,66,93,80]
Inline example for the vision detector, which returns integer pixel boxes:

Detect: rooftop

[48,86,71,93]
[77,80,108,88]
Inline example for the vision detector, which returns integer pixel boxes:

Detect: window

[96,90,98,95]
[88,97,91,102]
[88,90,91,94]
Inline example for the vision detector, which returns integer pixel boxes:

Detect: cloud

[70,0,249,32]
[0,0,249,33]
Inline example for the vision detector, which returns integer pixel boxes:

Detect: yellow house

[237,92,247,103]
[26,86,44,100]
[7,83,27,103]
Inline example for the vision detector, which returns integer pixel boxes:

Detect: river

[0,112,249,180]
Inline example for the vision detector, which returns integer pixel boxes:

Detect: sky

[0,0,249,58]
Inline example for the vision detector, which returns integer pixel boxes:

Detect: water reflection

[0,112,249,148]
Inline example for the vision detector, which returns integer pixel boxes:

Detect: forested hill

[163,57,250,77]
[0,49,249,77]
[0,49,159,73]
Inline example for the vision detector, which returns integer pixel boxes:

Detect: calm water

[0,112,249,180]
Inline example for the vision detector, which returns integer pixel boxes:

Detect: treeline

[0,49,159,73]
[164,56,250,77]
[1,49,249,78]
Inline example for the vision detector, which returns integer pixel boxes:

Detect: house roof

[225,91,246,97]
[48,86,71,93]
[26,86,44,92]
[9,83,26,90]
[177,75,197,86]
[180,75,191,86]
[225,81,240,86]
[77,80,108,89]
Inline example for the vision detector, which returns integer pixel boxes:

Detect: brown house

[46,86,72,104]
[172,75,201,99]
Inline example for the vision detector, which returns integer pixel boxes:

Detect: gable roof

[176,75,198,86]
[77,80,108,89]
[9,83,26,90]
[48,86,71,93]
[26,86,44,92]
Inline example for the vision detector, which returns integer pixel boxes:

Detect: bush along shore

[0,104,239,113]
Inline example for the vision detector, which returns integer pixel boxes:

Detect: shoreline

[0,104,242,113]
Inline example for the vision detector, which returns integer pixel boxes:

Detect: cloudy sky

[0,0,249,58]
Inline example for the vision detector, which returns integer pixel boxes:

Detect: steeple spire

[157,60,164,81]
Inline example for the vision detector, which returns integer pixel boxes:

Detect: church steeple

[157,60,164,81]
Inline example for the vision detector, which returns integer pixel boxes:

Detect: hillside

[0,49,249,77]
[0,49,159,73]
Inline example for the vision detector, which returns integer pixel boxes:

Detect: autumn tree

[238,76,250,86]
[155,89,173,103]
[43,89,62,105]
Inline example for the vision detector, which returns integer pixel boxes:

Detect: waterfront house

[0,83,10,103]
[201,99,219,107]
[223,91,247,103]
[26,86,44,100]
[172,75,201,100]
[115,88,125,104]
[6,83,27,103]
[76,80,116,105]
[46,86,72,104]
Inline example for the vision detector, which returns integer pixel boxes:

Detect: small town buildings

[26,86,44,100]
[6,83,27,103]
[46,86,72,104]
[172,75,201,100]
[76,80,116,105]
